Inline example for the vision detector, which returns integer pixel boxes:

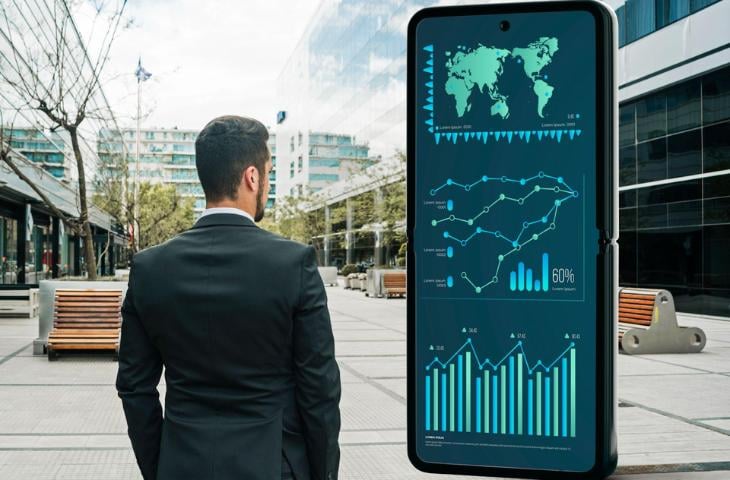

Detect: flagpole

[134,74,141,252]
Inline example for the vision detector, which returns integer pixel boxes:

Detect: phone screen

[412,9,600,473]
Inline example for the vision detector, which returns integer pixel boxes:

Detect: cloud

[93,0,321,130]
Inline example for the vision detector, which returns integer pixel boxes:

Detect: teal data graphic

[421,35,586,145]
[414,10,599,472]
[424,336,577,438]
[426,171,583,298]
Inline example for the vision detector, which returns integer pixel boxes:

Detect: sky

[84,0,322,131]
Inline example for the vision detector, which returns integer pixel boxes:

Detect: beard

[254,187,266,222]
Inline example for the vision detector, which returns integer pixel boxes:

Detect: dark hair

[195,115,269,201]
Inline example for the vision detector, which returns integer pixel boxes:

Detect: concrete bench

[0,287,39,318]
[318,266,338,286]
[382,271,406,298]
[619,287,706,355]
[47,289,123,361]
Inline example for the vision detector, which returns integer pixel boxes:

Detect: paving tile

[619,373,730,419]
[0,284,728,478]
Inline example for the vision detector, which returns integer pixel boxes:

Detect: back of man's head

[195,115,269,202]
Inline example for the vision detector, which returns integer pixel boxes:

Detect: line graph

[428,172,579,292]
[424,338,577,437]
[426,338,574,374]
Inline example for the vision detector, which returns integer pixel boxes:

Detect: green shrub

[340,264,358,276]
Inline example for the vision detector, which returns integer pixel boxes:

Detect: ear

[243,165,258,192]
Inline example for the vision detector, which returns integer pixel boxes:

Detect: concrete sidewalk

[0,284,728,479]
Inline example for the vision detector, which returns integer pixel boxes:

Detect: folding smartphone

[406,2,618,478]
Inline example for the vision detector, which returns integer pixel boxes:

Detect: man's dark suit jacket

[116,213,341,480]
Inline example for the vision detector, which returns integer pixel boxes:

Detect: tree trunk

[69,127,97,280]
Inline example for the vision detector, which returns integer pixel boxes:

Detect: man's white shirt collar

[200,207,255,223]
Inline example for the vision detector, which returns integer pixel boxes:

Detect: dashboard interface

[413,10,599,472]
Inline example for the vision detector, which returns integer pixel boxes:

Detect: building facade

[267,132,277,209]
[610,0,729,316]
[98,128,204,213]
[281,0,730,316]
[0,147,123,284]
[98,128,279,215]
[6,128,71,180]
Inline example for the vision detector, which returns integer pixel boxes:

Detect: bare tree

[0,0,128,280]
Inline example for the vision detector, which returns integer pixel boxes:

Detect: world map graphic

[445,37,559,119]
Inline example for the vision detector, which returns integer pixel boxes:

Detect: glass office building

[275,0,436,200]
[611,0,730,316]
[618,66,730,316]
[280,0,729,315]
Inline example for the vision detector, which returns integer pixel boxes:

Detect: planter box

[317,267,338,286]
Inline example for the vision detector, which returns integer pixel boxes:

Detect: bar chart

[424,339,577,437]
[509,253,550,292]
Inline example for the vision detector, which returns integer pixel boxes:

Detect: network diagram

[429,171,578,293]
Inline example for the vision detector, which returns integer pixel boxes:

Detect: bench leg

[47,349,58,362]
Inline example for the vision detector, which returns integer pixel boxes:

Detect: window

[626,0,656,43]
[618,0,721,46]
[703,121,730,172]
[667,200,701,226]
[703,67,730,124]
[703,174,730,199]
[703,225,730,288]
[667,129,702,177]
[637,180,701,206]
[637,138,667,182]
[618,231,637,284]
[704,198,730,224]
[619,104,635,147]
[655,0,689,28]
[616,6,626,46]
[637,227,701,286]
[704,175,730,223]
[636,94,666,141]
[638,204,667,228]
[666,78,700,133]
[667,130,701,178]
[619,145,637,186]
[620,190,637,208]
[690,0,720,12]
[620,207,637,230]
[311,158,340,168]
[309,173,339,182]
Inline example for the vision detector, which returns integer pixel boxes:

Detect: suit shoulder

[258,228,313,255]
[131,231,182,266]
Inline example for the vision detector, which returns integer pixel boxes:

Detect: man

[116,115,341,480]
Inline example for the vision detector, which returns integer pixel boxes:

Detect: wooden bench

[382,271,406,298]
[47,289,123,361]
[619,287,706,355]
[0,287,39,318]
